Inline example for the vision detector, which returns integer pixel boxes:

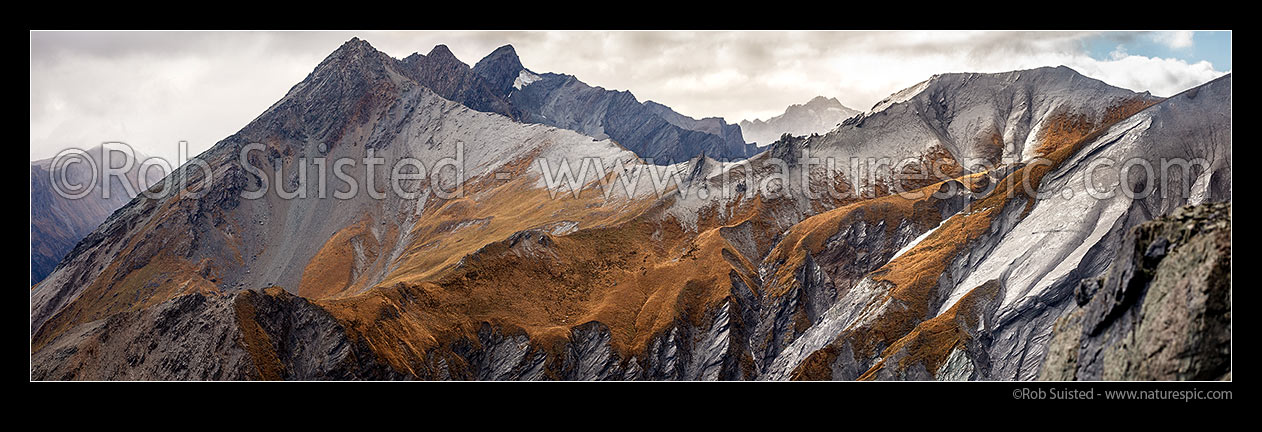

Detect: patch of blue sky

[1084,31,1230,71]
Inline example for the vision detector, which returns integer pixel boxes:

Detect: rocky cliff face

[1039,202,1231,381]
[472,45,757,163]
[29,38,1231,381]
[31,287,402,380]
[777,74,1229,382]
[739,96,861,146]
[398,44,518,120]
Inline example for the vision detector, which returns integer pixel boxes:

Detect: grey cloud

[30,30,1226,164]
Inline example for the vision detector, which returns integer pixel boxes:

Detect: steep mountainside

[643,100,747,152]
[739,96,861,146]
[30,38,644,344]
[473,45,758,163]
[30,145,161,284]
[783,74,1229,381]
[29,38,1230,381]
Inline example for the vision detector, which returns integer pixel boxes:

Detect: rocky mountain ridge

[473,44,758,163]
[30,38,1231,381]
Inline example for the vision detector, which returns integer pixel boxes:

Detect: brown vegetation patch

[233,288,286,380]
[316,213,755,375]
[834,98,1161,370]
[761,177,968,299]
[298,216,380,299]
[857,280,999,380]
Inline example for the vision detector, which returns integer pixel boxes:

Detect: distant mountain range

[30,145,160,285]
[739,96,861,146]
[30,38,1231,381]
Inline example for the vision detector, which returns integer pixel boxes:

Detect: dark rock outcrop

[31,287,403,380]
[398,44,518,119]
[1039,202,1231,380]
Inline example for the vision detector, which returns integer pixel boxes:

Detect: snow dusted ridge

[513,69,541,90]
[868,78,930,113]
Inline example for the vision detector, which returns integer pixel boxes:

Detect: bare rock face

[398,44,518,120]
[1040,202,1231,381]
[758,73,1229,382]
[32,292,255,380]
[31,287,402,380]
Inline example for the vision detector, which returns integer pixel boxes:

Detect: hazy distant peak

[739,96,860,145]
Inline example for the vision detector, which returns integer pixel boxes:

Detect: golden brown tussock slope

[314,209,761,375]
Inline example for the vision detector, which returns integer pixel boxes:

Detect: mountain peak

[868,65,1135,114]
[738,96,860,145]
[797,96,846,111]
[806,95,836,105]
[280,37,400,116]
[476,44,524,72]
[488,44,520,61]
[939,65,1084,83]
[316,37,388,72]
[332,37,375,56]
[473,44,528,96]
[427,44,457,61]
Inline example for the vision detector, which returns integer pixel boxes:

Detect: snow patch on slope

[869,79,930,113]
[513,69,541,90]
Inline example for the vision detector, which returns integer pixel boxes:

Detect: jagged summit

[292,37,396,99]
[806,95,839,105]
[479,44,522,67]
[320,37,389,68]
[472,44,526,95]
[286,39,756,163]
[426,44,458,61]
[398,44,466,66]
[336,36,371,53]
[394,43,518,119]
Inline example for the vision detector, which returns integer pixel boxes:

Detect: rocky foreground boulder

[1040,202,1231,380]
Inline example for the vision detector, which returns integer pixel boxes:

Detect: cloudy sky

[30,30,1230,163]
